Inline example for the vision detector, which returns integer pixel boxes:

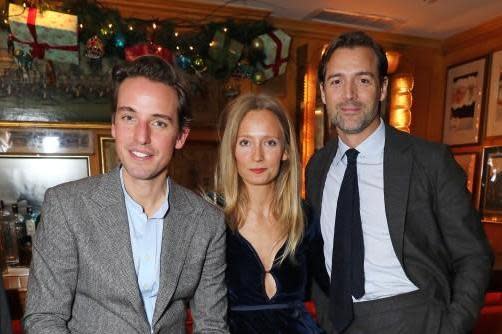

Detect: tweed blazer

[305,124,492,333]
[23,168,228,334]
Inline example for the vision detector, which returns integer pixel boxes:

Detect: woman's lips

[249,168,267,174]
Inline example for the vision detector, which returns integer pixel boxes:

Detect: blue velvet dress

[226,227,323,334]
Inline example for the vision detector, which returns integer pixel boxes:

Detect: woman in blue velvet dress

[216,94,323,333]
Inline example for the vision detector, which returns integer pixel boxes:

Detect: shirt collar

[119,167,170,219]
[334,118,386,165]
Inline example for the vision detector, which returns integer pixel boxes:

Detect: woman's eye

[238,139,250,146]
[266,140,278,147]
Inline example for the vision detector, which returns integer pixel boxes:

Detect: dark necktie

[330,148,365,333]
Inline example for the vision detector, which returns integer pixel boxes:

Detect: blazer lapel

[87,169,146,322]
[152,181,199,325]
[383,125,412,264]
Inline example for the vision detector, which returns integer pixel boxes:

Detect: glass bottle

[0,201,19,266]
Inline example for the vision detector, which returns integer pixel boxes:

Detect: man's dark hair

[111,55,192,129]
[318,31,388,84]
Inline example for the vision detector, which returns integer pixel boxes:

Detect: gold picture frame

[99,136,120,174]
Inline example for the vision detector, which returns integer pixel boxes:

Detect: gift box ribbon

[10,7,78,59]
[262,32,289,76]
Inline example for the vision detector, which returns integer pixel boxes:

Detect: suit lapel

[383,125,412,264]
[86,168,146,324]
[152,181,199,325]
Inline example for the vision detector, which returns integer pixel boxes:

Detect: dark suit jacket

[24,168,228,334]
[305,124,493,333]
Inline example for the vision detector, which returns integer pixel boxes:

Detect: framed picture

[486,50,502,137]
[480,146,502,222]
[0,155,90,211]
[99,136,120,174]
[443,58,486,146]
[453,153,477,193]
[0,127,93,154]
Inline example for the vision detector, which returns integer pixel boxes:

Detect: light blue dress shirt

[120,169,168,330]
[321,119,417,302]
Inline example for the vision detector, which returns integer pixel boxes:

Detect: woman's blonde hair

[215,93,304,262]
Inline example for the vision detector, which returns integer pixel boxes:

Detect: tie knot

[345,148,359,165]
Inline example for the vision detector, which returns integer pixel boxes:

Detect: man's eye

[121,115,134,121]
[330,79,342,86]
[153,120,167,128]
[360,77,372,84]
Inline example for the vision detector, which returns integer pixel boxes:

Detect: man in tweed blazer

[23,56,228,333]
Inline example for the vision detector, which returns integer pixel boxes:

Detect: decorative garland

[0,0,289,84]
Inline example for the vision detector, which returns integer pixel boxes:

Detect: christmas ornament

[255,29,291,80]
[114,33,126,48]
[8,3,79,64]
[192,56,207,73]
[85,36,105,59]
[85,35,105,71]
[176,54,192,70]
[252,70,265,85]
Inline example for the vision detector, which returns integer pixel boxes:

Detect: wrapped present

[256,29,291,80]
[208,30,243,73]
[8,3,78,64]
[124,42,174,63]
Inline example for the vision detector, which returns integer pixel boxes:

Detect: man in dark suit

[24,56,228,333]
[306,31,492,334]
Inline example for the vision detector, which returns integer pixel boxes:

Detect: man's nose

[343,80,357,100]
[134,121,151,144]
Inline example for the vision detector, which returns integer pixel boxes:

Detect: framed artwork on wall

[453,153,477,193]
[443,58,486,146]
[486,50,502,137]
[0,155,89,211]
[99,136,120,174]
[480,146,502,222]
[0,127,93,154]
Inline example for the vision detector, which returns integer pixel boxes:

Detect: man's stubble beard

[330,101,380,135]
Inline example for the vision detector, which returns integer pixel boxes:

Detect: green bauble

[252,70,266,85]
[192,56,207,72]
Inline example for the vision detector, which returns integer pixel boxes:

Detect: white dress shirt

[120,168,168,330]
[321,120,418,301]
